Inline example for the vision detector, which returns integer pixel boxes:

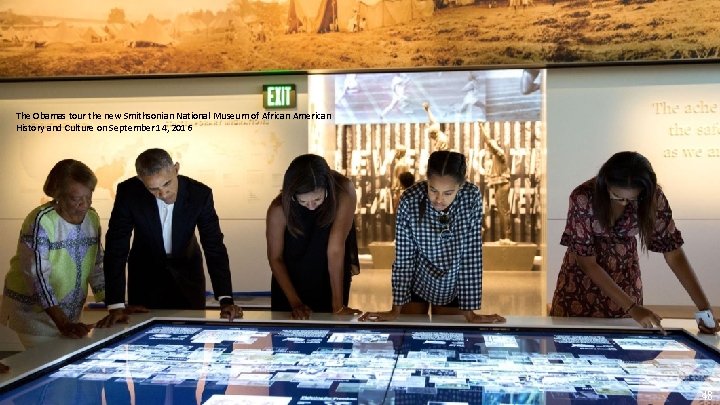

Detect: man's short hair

[135,148,174,177]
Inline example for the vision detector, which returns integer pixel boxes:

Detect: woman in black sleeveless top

[266,154,361,319]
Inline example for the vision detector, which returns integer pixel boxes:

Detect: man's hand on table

[220,303,243,321]
[95,309,128,328]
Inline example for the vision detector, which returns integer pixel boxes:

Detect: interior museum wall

[0,76,310,294]
[2,64,719,308]
[546,64,720,306]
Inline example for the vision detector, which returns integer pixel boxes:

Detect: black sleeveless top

[270,204,359,312]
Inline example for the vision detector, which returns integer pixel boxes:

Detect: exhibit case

[326,70,543,247]
[310,69,544,272]
[1,318,719,404]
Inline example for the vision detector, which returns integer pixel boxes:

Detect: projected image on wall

[329,70,543,258]
[335,71,490,124]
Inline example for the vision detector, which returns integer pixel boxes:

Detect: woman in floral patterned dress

[550,151,719,334]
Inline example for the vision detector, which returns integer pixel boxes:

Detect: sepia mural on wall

[0,0,718,78]
[331,69,543,251]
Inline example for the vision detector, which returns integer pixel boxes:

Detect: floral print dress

[550,179,683,318]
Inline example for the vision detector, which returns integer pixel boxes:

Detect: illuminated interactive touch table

[0,317,719,404]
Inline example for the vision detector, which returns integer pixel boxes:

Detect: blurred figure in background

[482,123,513,243]
[393,171,416,214]
[423,101,449,151]
[380,73,411,118]
[520,69,541,95]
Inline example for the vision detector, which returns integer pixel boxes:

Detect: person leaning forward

[1,159,104,347]
[96,148,242,328]
[359,151,504,324]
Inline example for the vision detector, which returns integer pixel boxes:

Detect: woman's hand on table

[334,306,362,316]
[628,305,665,333]
[358,309,399,322]
[463,311,506,324]
[291,303,312,320]
[58,321,94,338]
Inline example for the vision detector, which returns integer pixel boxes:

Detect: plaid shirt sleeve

[392,194,416,307]
[457,185,483,310]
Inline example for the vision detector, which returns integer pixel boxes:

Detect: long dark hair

[594,151,657,251]
[281,154,339,238]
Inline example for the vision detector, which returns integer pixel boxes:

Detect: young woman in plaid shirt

[360,151,505,324]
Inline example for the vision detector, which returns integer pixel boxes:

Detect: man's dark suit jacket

[104,175,233,309]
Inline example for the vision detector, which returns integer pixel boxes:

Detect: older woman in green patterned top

[1,159,105,348]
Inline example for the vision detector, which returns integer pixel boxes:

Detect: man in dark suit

[96,148,242,327]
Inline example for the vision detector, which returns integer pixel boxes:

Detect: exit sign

[263,84,296,109]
